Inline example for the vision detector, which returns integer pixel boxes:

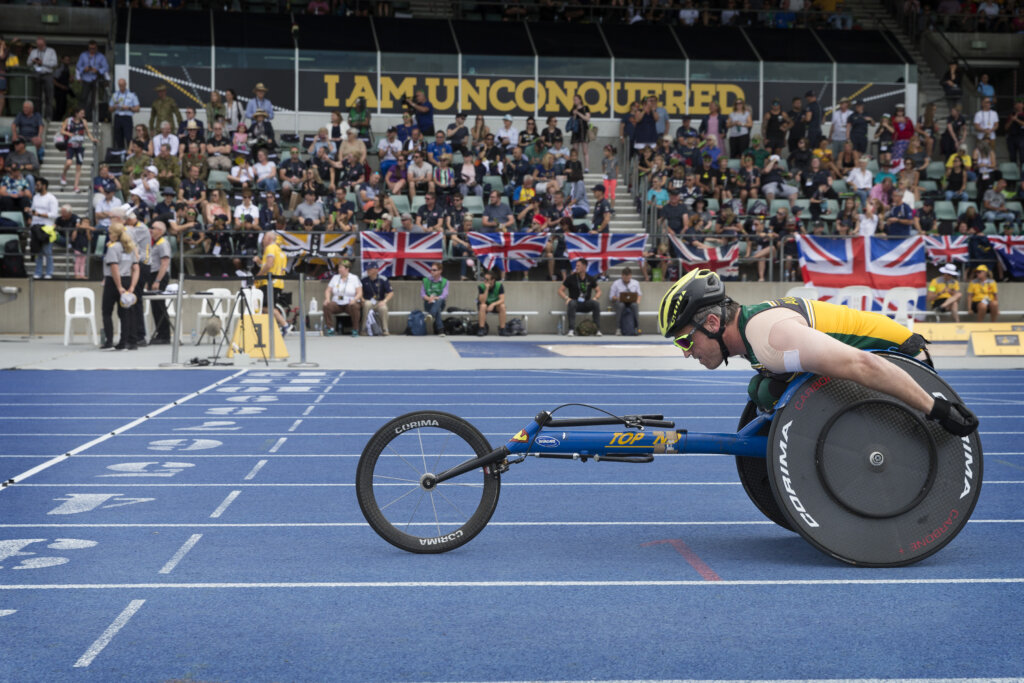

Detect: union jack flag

[564,233,648,276]
[359,231,444,278]
[666,235,741,278]
[989,234,1024,279]
[467,232,548,272]
[797,235,926,311]
[923,234,968,265]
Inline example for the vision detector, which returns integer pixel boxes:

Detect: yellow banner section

[915,322,1024,343]
[968,331,1024,356]
[227,313,288,359]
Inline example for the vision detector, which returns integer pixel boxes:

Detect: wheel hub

[420,473,437,490]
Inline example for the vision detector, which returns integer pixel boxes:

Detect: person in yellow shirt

[254,231,290,335]
[967,264,998,322]
[926,263,962,322]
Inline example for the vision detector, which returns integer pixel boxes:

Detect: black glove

[927,397,979,437]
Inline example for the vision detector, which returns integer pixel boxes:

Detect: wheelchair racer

[658,269,978,437]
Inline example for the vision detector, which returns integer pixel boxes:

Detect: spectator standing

[786,96,806,153]
[974,97,998,144]
[109,79,140,151]
[149,84,181,135]
[631,96,658,154]
[846,99,872,154]
[609,266,641,336]
[27,37,57,121]
[476,270,507,336]
[407,90,435,136]
[570,94,592,171]
[223,89,244,131]
[940,106,967,157]
[1005,101,1024,168]
[52,55,73,123]
[360,262,393,336]
[348,97,371,142]
[421,262,448,335]
[59,107,99,194]
[762,99,790,154]
[75,41,109,121]
[245,83,274,122]
[559,258,602,336]
[29,178,59,279]
[977,73,995,101]
[324,259,363,337]
[726,98,752,158]
[829,97,852,158]
[205,90,226,128]
[68,214,92,280]
[804,90,823,146]
[0,37,8,119]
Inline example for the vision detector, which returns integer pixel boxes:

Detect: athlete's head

[658,269,738,367]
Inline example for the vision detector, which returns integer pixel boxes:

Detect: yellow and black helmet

[658,269,727,338]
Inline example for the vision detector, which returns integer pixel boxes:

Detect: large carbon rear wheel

[735,401,794,531]
[356,411,500,553]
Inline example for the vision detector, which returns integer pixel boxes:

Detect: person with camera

[403,90,435,136]
[323,259,362,337]
[476,270,508,336]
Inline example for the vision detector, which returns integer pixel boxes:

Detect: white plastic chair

[196,287,233,338]
[834,285,874,311]
[784,286,820,300]
[881,286,920,330]
[233,287,263,321]
[64,287,99,346]
[308,297,323,333]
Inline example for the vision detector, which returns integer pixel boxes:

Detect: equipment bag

[366,309,383,337]
[619,306,638,336]
[443,317,466,335]
[506,318,527,336]
[575,319,598,336]
[406,310,427,336]
[1,239,26,278]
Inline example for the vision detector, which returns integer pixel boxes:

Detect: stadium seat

[820,199,839,222]
[984,222,999,235]
[482,175,504,194]
[1006,201,1023,218]
[867,159,879,174]
[918,179,938,193]
[390,195,411,215]
[934,201,957,222]
[208,170,230,190]
[1,211,25,228]
[727,158,741,171]
[410,196,426,213]
[64,288,99,346]
[769,199,792,216]
[463,195,485,215]
[881,287,919,330]
[958,201,978,216]
[831,179,850,195]
[999,162,1021,182]
[705,198,720,213]
[834,285,873,311]
[927,161,946,179]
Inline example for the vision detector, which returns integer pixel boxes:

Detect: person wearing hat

[968,264,999,322]
[149,83,181,135]
[829,97,853,158]
[927,264,962,322]
[153,186,178,223]
[495,114,519,152]
[761,98,790,154]
[804,89,823,146]
[248,108,276,157]
[847,99,873,154]
[130,164,161,208]
[398,212,415,231]
[245,82,274,122]
[177,106,205,139]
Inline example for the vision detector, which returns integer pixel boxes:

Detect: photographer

[403,90,435,136]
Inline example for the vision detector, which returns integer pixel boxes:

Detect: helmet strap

[694,303,731,367]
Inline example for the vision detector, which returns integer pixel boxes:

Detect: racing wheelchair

[356,351,983,567]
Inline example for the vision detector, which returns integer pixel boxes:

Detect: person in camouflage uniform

[149,84,181,134]
[120,140,152,198]
[154,143,181,192]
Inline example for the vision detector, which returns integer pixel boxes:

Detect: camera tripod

[208,285,270,367]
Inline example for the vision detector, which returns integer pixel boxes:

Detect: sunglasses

[672,331,695,352]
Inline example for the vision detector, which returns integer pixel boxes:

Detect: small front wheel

[356,411,501,553]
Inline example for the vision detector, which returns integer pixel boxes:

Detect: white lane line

[302,406,314,416]
[287,420,302,432]
[313,394,326,404]
[243,460,268,481]
[268,437,287,453]
[2,519,1022,528]
[14,578,1024,592]
[72,599,145,668]
[158,534,202,574]
[209,491,241,518]
[0,370,248,493]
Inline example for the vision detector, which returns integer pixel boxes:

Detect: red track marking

[642,539,722,581]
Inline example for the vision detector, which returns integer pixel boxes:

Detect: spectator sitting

[609,266,641,335]
[153,143,181,193]
[883,190,916,236]
[432,154,457,205]
[927,263,962,322]
[395,112,413,143]
[407,151,433,199]
[983,179,1018,229]
[477,269,508,336]
[12,100,45,163]
[247,109,276,157]
[565,172,590,219]
[549,136,570,173]
[324,259,363,337]
[558,258,602,337]
[308,127,337,159]
[447,112,471,154]
[252,148,279,193]
[943,157,969,202]
[377,127,402,177]
[151,120,180,157]
[404,127,427,156]
[968,265,998,321]
[658,189,688,236]
[93,184,122,247]
[327,186,355,227]
[397,212,415,232]
[93,163,118,196]
[294,189,325,230]
[206,121,232,172]
[426,130,452,166]
[361,261,393,335]
[482,190,514,232]
[421,261,448,335]
[495,114,519,152]
[416,192,446,232]
[229,157,255,191]
[7,139,39,189]
[458,150,484,197]
[386,154,409,197]
[153,187,177,223]
[177,107,205,139]
[130,165,160,208]
[359,172,395,229]
[279,144,307,188]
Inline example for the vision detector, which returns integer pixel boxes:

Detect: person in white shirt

[252,148,279,192]
[131,165,160,208]
[150,121,180,157]
[678,0,700,25]
[29,178,59,279]
[94,186,123,235]
[609,266,643,335]
[377,128,402,177]
[323,259,363,337]
[233,193,260,227]
[845,155,874,208]
[857,198,881,237]
[495,115,520,152]
[973,98,998,142]
[830,97,852,157]
[27,37,58,120]
[229,160,256,190]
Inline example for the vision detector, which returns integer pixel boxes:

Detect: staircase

[30,120,97,279]
[848,0,951,116]
[583,170,643,234]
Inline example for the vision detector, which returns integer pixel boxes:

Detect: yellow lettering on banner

[462,78,489,111]
[426,77,458,111]
[578,80,609,115]
[381,76,416,109]
[623,82,648,109]
[227,314,288,359]
[489,79,516,112]
[544,80,577,114]
[514,79,539,112]
[717,84,747,113]
[690,83,716,115]
[323,74,341,108]
[345,75,377,108]
[663,82,687,115]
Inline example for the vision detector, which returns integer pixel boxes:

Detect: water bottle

[190,329,197,344]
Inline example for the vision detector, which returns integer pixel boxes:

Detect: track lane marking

[72,599,145,667]
[158,534,202,574]
[209,491,241,518]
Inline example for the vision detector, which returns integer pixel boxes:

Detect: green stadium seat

[999,162,1021,182]
[390,195,411,215]
[934,201,957,222]
[926,161,946,179]
[1,211,25,228]
[958,201,978,216]
[463,195,485,215]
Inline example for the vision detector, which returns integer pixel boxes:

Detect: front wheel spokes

[431,485,468,519]
[378,485,421,512]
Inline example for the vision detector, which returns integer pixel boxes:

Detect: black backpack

[443,317,466,335]
[619,305,638,336]
[467,321,489,336]
[505,318,527,336]
[1,239,26,278]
